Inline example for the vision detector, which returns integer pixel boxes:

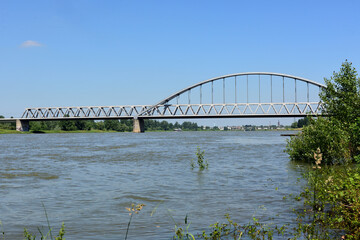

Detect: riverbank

[0,128,301,134]
[0,129,120,134]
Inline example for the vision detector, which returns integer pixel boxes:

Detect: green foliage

[7,118,205,133]
[171,215,195,240]
[320,60,360,157]
[24,228,36,240]
[23,203,66,240]
[55,223,65,240]
[199,214,287,240]
[29,122,43,132]
[286,61,360,164]
[286,117,351,164]
[144,120,200,131]
[0,115,15,130]
[294,162,360,239]
[59,120,76,131]
[349,117,360,158]
[23,222,65,240]
[320,60,360,125]
[291,116,311,128]
[191,147,208,170]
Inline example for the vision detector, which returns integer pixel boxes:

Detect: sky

[1,0,360,126]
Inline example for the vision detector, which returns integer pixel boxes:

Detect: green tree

[0,115,16,130]
[104,120,120,131]
[286,61,360,164]
[29,122,42,132]
[320,60,360,125]
[96,121,105,130]
[320,60,360,157]
[59,120,76,131]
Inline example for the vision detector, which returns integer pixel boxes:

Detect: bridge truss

[20,72,325,120]
[21,105,151,120]
[138,72,325,118]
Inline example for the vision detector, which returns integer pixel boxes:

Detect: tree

[0,115,15,130]
[320,60,360,125]
[29,121,42,132]
[320,61,360,157]
[286,61,360,164]
[59,120,76,131]
[104,120,120,131]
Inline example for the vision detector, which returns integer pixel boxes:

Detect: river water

[0,131,305,239]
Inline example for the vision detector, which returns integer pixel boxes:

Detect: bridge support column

[133,118,144,133]
[16,119,29,132]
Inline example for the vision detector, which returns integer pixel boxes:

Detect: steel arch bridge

[15,72,325,132]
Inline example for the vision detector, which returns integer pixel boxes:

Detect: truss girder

[137,72,326,117]
[20,106,152,119]
[138,102,324,118]
[20,102,324,120]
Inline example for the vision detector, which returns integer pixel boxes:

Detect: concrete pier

[16,119,30,131]
[133,118,144,133]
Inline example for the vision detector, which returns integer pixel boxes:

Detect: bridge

[2,72,326,132]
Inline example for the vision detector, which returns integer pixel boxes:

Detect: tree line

[0,117,202,132]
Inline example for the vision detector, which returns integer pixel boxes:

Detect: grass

[0,129,29,134]
[0,129,120,134]
[23,203,65,240]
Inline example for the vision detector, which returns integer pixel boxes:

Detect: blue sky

[1,0,359,125]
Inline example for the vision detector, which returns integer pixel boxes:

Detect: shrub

[191,147,208,170]
[286,117,351,164]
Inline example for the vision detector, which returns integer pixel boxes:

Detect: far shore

[0,128,301,134]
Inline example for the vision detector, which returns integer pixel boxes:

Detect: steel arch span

[137,72,325,119]
[19,72,326,121]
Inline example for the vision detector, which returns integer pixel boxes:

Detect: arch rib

[137,72,325,117]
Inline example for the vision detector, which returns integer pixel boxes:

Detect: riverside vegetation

[2,61,360,239]
[0,118,202,133]
[286,61,360,239]
[0,117,298,134]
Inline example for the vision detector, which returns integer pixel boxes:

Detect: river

[0,131,305,239]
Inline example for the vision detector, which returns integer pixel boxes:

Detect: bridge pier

[16,119,29,131]
[133,118,144,133]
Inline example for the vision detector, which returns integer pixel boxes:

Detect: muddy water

[0,131,304,239]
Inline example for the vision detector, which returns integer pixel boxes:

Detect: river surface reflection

[0,131,305,239]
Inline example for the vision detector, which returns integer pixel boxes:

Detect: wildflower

[313,148,322,169]
[325,176,333,184]
[126,203,146,216]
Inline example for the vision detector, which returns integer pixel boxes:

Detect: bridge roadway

[0,72,326,132]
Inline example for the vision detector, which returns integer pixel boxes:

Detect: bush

[286,117,351,165]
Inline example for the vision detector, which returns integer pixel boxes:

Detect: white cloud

[20,40,44,48]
